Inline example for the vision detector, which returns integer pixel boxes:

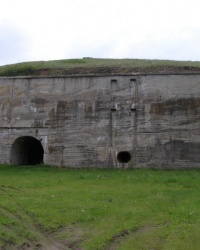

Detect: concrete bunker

[0,73,200,169]
[117,151,131,163]
[10,136,44,165]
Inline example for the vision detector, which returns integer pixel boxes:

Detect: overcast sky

[1,0,200,66]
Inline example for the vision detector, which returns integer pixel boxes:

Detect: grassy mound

[1,58,200,76]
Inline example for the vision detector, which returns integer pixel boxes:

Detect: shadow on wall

[10,136,44,165]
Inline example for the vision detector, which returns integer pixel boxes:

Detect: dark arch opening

[10,136,44,165]
[117,151,131,163]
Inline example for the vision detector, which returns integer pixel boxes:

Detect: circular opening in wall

[117,151,131,163]
[10,136,44,165]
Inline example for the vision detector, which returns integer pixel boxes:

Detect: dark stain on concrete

[163,140,200,162]
[31,98,48,107]
[150,98,200,115]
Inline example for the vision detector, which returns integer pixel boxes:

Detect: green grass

[1,58,200,76]
[1,165,200,249]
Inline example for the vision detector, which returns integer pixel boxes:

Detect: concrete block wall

[0,74,200,168]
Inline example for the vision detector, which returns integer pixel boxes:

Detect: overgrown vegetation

[1,58,200,76]
[0,165,200,249]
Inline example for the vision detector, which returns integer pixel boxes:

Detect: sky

[1,0,200,66]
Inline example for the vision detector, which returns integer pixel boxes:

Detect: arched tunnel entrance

[10,136,44,165]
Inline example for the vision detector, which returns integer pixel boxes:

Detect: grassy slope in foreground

[0,165,200,250]
[1,58,200,76]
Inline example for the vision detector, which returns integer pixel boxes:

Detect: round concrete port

[117,151,131,163]
[10,136,44,165]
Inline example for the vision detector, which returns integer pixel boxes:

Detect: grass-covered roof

[1,58,200,76]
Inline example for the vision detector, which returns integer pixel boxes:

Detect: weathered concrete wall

[0,74,200,168]
[137,75,200,168]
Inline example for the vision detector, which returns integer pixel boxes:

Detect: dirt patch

[1,241,70,250]
[51,224,85,250]
[0,206,84,250]
[1,234,82,250]
[0,224,85,250]
[104,225,161,250]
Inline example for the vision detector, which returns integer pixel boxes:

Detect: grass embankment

[1,58,200,76]
[0,165,200,249]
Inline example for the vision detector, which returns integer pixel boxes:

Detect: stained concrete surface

[0,74,200,168]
